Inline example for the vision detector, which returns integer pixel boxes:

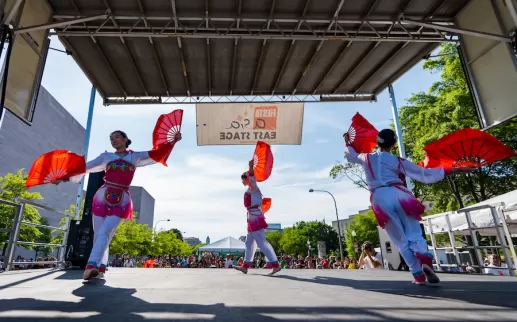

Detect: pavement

[0,268,516,321]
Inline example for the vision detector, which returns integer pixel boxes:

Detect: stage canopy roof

[42,0,470,105]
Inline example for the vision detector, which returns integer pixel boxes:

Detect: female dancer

[54,130,181,280]
[234,160,281,276]
[345,129,474,285]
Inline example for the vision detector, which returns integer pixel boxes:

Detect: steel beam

[53,15,456,25]
[312,41,352,94]
[120,38,148,96]
[401,17,512,42]
[333,42,380,94]
[92,38,127,97]
[271,40,296,95]
[51,31,449,43]
[104,93,376,105]
[14,14,108,34]
[353,42,409,93]
[176,38,191,96]
[292,40,323,95]
[251,40,269,95]
[206,38,211,96]
[1,0,22,25]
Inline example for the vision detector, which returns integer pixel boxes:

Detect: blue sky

[40,38,440,242]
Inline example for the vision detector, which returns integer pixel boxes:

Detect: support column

[388,84,414,191]
[504,0,517,29]
[74,86,96,220]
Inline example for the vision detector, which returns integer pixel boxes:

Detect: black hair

[241,172,248,180]
[111,130,132,148]
[377,129,397,149]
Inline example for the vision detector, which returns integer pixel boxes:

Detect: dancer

[234,159,281,276]
[345,129,474,285]
[53,130,181,280]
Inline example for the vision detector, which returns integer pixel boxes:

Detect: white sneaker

[94,272,105,279]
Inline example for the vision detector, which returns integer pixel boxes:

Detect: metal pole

[498,207,517,275]
[74,86,96,220]
[445,213,462,268]
[464,210,484,271]
[427,218,440,268]
[326,191,344,261]
[388,84,414,191]
[489,207,512,274]
[4,202,25,272]
[504,0,517,28]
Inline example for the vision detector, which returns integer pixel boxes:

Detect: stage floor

[0,268,516,321]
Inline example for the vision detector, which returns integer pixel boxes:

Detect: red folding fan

[262,198,272,214]
[422,128,516,168]
[26,150,86,188]
[152,109,183,147]
[345,112,379,153]
[252,141,274,182]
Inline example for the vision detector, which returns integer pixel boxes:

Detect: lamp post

[153,219,171,239]
[307,240,311,257]
[309,189,344,261]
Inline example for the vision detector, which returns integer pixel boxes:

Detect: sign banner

[196,103,304,145]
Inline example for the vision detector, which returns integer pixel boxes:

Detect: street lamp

[153,219,171,236]
[309,189,344,261]
[307,240,311,257]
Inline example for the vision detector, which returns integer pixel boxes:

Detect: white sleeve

[344,146,367,165]
[69,153,106,183]
[132,151,157,167]
[399,159,446,184]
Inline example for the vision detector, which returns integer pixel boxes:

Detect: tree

[53,200,85,245]
[192,243,207,254]
[400,43,517,212]
[265,230,283,254]
[167,228,183,240]
[0,170,43,249]
[329,162,368,190]
[279,221,340,257]
[344,211,379,257]
[110,218,153,257]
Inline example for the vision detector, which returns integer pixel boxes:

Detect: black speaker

[66,171,105,268]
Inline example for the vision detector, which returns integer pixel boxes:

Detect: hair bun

[126,139,132,147]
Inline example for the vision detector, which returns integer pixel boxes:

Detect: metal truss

[103,94,376,106]
[31,13,460,43]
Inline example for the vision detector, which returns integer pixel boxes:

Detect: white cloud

[129,152,370,241]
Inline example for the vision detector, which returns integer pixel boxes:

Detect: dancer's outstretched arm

[399,158,475,185]
[53,153,107,185]
[247,159,259,192]
[134,133,182,167]
[343,133,367,165]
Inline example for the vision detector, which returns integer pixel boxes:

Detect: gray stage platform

[0,268,516,321]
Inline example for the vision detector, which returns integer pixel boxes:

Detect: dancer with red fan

[234,141,281,276]
[47,124,182,280]
[344,127,475,285]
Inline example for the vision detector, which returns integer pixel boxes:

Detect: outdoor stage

[0,268,516,321]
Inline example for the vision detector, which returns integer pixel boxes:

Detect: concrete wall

[129,186,155,228]
[0,86,85,260]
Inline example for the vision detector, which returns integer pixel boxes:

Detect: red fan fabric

[150,109,183,166]
[153,109,183,146]
[253,141,274,182]
[26,150,86,188]
[262,198,272,213]
[346,112,379,153]
[422,128,516,168]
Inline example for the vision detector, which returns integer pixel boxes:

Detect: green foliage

[400,43,517,212]
[344,211,380,256]
[52,200,85,245]
[167,228,183,240]
[265,230,283,254]
[330,43,517,214]
[278,221,339,258]
[109,218,192,257]
[0,170,43,249]
[191,243,207,254]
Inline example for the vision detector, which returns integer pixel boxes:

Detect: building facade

[331,207,372,236]
[129,186,155,228]
[265,223,282,233]
[184,237,201,246]
[0,87,85,259]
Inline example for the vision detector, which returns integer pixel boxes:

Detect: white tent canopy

[199,236,261,253]
[422,189,517,237]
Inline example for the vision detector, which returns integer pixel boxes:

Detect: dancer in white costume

[234,160,281,276]
[345,129,474,284]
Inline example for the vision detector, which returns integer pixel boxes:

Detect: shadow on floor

[0,270,516,321]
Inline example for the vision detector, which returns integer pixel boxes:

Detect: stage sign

[196,103,304,145]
